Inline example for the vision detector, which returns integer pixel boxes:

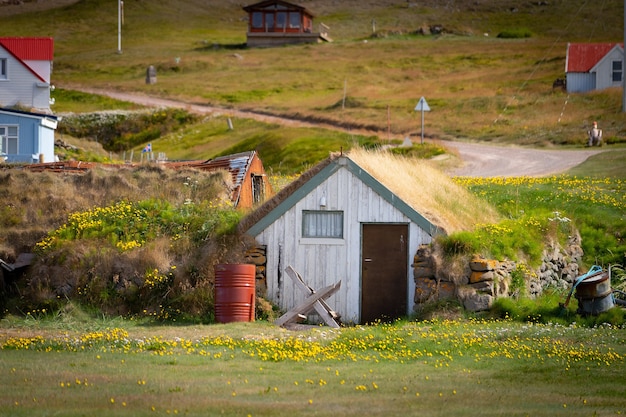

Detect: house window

[251,174,265,204]
[251,12,263,29]
[276,12,287,30]
[265,13,274,31]
[0,126,18,154]
[302,210,343,238]
[612,60,623,83]
[289,12,301,29]
[0,58,7,80]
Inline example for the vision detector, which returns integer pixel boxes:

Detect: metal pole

[420,109,425,144]
[117,0,122,54]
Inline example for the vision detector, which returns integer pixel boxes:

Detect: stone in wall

[245,245,267,296]
[457,285,493,312]
[538,231,583,292]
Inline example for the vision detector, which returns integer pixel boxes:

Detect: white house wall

[593,47,624,91]
[0,46,50,110]
[253,165,432,324]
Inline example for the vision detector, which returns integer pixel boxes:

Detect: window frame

[0,125,19,154]
[0,58,7,80]
[612,60,623,83]
[302,210,344,239]
[251,12,264,29]
[289,12,301,29]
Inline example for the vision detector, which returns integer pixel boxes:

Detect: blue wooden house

[0,108,57,163]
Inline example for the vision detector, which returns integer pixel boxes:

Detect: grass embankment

[0,316,624,417]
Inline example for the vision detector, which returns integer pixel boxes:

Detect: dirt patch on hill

[0,0,80,17]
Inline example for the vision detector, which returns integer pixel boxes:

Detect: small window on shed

[302,210,343,239]
[612,60,623,82]
[251,174,265,204]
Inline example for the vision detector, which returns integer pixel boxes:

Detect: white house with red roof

[0,37,54,112]
[565,42,624,93]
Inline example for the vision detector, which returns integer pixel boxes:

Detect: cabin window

[251,174,265,204]
[612,60,622,83]
[0,59,7,80]
[265,13,275,31]
[251,12,263,29]
[289,12,301,29]
[0,126,18,154]
[302,210,343,239]
[276,12,287,30]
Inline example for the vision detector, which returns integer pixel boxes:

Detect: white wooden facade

[244,156,440,324]
[0,38,53,111]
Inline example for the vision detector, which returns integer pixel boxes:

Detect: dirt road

[445,141,602,177]
[72,88,604,178]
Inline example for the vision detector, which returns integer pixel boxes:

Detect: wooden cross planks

[274,266,341,328]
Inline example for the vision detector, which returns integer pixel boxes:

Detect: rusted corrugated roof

[566,42,623,72]
[175,151,256,205]
[0,37,54,61]
[24,151,259,206]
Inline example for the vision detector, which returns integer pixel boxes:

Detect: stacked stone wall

[413,233,584,313]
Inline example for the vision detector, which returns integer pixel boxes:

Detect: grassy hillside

[3,0,625,149]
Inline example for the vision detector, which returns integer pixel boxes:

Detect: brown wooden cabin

[243,0,331,47]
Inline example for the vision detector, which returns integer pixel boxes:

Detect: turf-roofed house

[239,152,444,325]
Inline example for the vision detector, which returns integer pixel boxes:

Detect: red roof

[0,37,54,60]
[566,42,623,72]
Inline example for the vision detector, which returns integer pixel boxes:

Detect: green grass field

[3,0,625,147]
[1,317,625,417]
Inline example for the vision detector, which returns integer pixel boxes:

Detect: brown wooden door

[361,224,409,324]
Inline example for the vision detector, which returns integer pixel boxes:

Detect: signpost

[414,96,431,144]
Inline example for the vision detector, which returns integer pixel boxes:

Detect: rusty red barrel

[214,264,256,323]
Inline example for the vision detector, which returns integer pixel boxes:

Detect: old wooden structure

[239,155,441,324]
[168,151,272,209]
[242,1,331,47]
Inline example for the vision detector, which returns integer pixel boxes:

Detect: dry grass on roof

[347,148,500,234]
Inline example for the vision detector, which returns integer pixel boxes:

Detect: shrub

[58,109,198,152]
[497,28,532,38]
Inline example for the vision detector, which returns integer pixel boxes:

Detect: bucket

[214,264,256,323]
[575,270,614,315]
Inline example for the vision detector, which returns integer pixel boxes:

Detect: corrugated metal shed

[176,151,255,205]
[0,37,54,61]
[164,150,272,208]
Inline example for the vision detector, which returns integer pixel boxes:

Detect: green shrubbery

[497,28,533,38]
[58,109,197,152]
[449,175,625,267]
[23,196,247,321]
